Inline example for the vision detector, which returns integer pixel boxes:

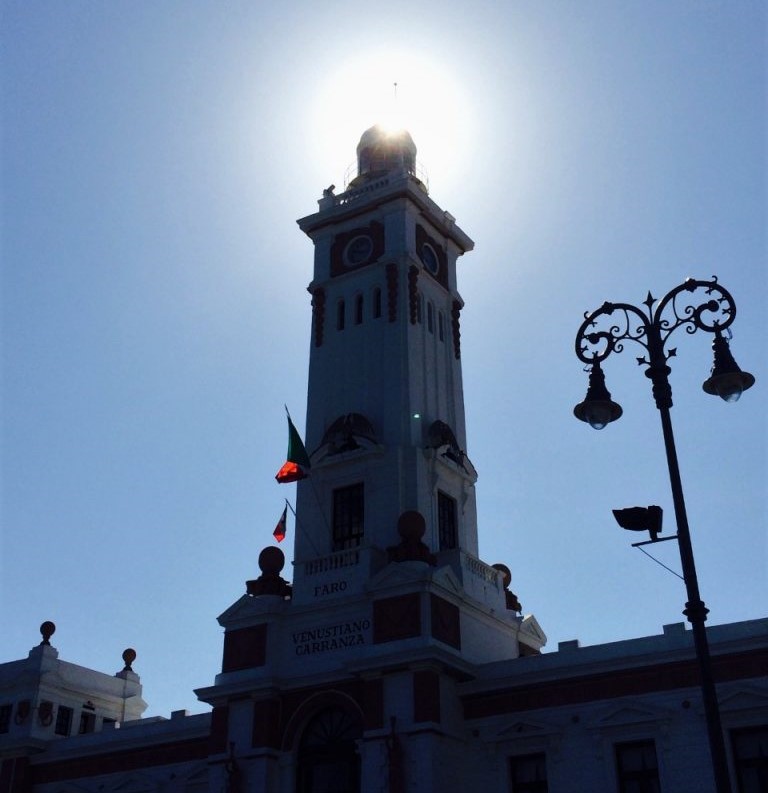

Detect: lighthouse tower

[197,127,545,792]
[292,125,479,598]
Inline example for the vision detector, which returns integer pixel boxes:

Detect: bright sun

[310,49,474,190]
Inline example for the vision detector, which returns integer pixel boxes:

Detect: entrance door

[296,707,361,793]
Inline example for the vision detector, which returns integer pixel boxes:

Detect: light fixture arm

[576,276,737,375]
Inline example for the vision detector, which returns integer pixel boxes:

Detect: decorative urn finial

[40,620,56,645]
[122,648,137,671]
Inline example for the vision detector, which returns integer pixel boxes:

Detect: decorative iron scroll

[575,277,737,366]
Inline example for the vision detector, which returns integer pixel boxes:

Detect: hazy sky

[2,1,765,718]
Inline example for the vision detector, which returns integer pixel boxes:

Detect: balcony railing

[303,548,361,576]
[463,553,502,589]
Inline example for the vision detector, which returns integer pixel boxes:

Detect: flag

[275,415,311,483]
[273,505,287,543]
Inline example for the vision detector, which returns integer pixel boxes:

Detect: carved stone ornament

[15,700,30,724]
[38,701,53,726]
[408,266,420,324]
[451,299,462,359]
[311,287,326,347]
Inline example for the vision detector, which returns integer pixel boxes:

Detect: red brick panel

[362,678,384,730]
[221,624,267,672]
[30,739,209,782]
[463,648,768,720]
[0,758,25,793]
[209,705,229,754]
[415,224,448,290]
[413,670,441,724]
[0,760,11,793]
[373,594,421,644]
[252,698,282,749]
[430,595,460,650]
[329,222,385,277]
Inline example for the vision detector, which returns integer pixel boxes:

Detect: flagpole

[284,497,324,559]
[275,406,331,560]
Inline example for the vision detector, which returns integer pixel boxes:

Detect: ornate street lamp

[574,277,754,793]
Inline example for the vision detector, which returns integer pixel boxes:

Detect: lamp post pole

[654,379,731,793]
[573,277,755,793]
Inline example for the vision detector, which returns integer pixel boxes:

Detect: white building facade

[1,128,766,793]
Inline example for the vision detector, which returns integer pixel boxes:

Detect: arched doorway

[296,706,361,793]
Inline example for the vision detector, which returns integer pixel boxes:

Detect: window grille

[731,725,768,793]
[333,484,364,551]
[615,740,660,793]
[509,753,548,793]
[55,706,73,736]
[438,491,457,550]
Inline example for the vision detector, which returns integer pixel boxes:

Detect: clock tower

[292,125,481,602]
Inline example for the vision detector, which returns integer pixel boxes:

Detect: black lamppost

[573,277,754,793]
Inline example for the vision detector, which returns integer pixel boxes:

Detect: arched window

[427,302,434,334]
[438,311,445,341]
[372,287,382,319]
[337,299,345,331]
[354,294,364,325]
[296,707,361,793]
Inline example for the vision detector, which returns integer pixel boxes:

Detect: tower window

[354,294,364,325]
[55,706,73,736]
[427,302,434,334]
[615,740,660,793]
[438,311,445,341]
[333,484,364,551]
[337,299,345,331]
[438,491,457,550]
[509,753,548,792]
[418,294,424,324]
[373,287,382,319]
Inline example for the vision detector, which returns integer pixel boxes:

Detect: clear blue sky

[2,1,765,717]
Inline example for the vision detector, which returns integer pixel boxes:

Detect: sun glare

[310,50,474,190]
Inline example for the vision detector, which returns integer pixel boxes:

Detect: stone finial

[246,547,292,597]
[493,563,522,613]
[40,621,56,645]
[387,511,436,566]
[122,648,137,671]
[259,546,284,576]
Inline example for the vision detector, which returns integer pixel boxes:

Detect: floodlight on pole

[612,505,663,542]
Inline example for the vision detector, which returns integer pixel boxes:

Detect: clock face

[344,235,374,267]
[420,243,440,275]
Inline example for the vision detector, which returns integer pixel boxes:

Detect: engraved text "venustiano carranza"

[292,619,371,656]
